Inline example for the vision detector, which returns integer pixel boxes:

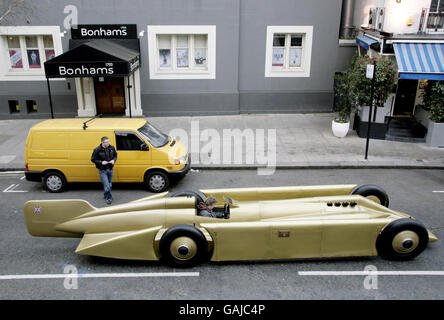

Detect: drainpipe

[340,0,355,39]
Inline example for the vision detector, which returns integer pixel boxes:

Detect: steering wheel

[223,203,230,219]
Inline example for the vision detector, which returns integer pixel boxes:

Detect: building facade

[0,0,357,119]
[350,0,444,142]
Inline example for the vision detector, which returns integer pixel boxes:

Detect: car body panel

[23,185,438,262]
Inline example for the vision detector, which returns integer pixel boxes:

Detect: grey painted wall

[0,0,350,118]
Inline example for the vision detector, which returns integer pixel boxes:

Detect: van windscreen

[138,122,170,148]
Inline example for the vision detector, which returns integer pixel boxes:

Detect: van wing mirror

[140,143,149,151]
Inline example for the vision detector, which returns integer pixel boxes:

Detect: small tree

[423,81,444,123]
[333,72,353,123]
[334,55,396,123]
[347,55,396,109]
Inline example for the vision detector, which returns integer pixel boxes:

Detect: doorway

[393,79,418,117]
[94,77,126,114]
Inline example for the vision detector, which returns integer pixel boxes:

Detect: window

[138,122,170,148]
[427,0,444,30]
[265,26,313,77]
[272,34,303,68]
[8,100,19,113]
[7,36,22,69]
[430,0,444,12]
[0,26,62,81]
[115,132,144,151]
[147,25,216,79]
[26,100,38,113]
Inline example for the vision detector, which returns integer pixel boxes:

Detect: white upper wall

[353,0,432,34]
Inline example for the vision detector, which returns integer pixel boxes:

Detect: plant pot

[414,106,431,129]
[426,120,444,147]
[332,120,350,138]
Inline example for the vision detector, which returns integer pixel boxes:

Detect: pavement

[0,113,443,170]
[1,168,443,299]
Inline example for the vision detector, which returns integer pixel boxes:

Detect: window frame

[115,131,147,151]
[265,26,313,78]
[147,25,216,79]
[0,26,63,81]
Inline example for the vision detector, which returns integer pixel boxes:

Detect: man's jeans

[98,168,113,200]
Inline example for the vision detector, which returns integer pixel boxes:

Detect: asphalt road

[0,168,443,300]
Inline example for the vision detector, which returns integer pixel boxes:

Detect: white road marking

[0,171,24,174]
[0,272,200,280]
[432,191,444,193]
[20,175,25,180]
[2,184,28,192]
[298,271,444,276]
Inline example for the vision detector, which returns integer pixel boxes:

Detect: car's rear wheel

[376,218,429,260]
[144,170,169,193]
[43,171,66,193]
[352,184,389,207]
[159,225,208,268]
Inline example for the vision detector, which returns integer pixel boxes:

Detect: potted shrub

[332,72,353,138]
[423,81,444,147]
[347,54,396,139]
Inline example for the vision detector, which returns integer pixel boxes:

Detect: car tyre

[352,184,389,207]
[43,171,67,193]
[159,224,208,268]
[144,171,169,193]
[376,218,429,261]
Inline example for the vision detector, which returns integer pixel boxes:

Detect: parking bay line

[0,272,200,280]
[2,184,28,193]
[298,271,444,276]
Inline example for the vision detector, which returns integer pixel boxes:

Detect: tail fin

[24,199,96,237]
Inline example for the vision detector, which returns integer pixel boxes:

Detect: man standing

[91,137,117,205]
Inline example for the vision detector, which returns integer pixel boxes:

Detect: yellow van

[25,118,190,193]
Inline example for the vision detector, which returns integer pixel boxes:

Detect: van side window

[115,132,144,151]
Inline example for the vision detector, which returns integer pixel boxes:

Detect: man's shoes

[106,199,113,205]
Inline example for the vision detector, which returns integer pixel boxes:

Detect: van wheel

[144,171,169,193]
[351,184,389,207]
[159,225,208,268]
[43,171,66,193]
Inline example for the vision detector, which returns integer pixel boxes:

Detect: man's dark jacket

[91,145,118,170]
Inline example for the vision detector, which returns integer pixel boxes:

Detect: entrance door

[94,77,126,114]
[393,79,418,117]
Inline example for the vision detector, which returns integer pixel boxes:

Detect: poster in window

[159,49,171,67]
[289,48,302,67]
[272,48,284,66]
[27,50,41,68]
[45,49,55,61]
[177,49,189,68]
[194,48,207,67]
[9,50,23,68]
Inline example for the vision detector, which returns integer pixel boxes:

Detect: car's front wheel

[159,225,209,268]
[376,218,429,260]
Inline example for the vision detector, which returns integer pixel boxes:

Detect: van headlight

[174,155,187,165]
[179,155,187,164]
